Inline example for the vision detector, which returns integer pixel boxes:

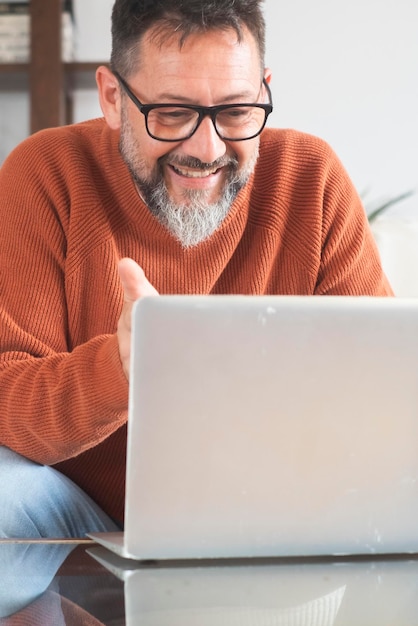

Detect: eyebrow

[152,90,259,104]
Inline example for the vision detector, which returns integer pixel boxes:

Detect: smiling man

[0,0,392,539]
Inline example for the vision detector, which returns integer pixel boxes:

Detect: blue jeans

[0,446,120,538]
[0,542,76,619]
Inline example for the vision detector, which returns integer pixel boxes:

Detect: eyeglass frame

[113,70,273,142]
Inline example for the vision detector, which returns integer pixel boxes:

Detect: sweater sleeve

[255,130,393,298]
[314,141,393,296]
[0,133,129,466]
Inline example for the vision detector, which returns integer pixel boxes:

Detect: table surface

[1,539,418,625]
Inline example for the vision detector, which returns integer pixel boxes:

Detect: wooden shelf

[0,64,29,90]
[65,62,106,72]
[65,62,107,89]
[0,63,28,72]
[0,0,107,132]
[0,62,105,91]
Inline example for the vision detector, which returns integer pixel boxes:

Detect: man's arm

[0,136,147,467]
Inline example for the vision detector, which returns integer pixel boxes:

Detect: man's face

[119,26,268,247]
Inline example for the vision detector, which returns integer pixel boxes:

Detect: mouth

[169,164,222,179]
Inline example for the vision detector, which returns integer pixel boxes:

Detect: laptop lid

[91,295,418,560]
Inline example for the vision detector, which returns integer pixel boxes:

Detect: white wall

[70,0,112,123]
[1,0,417,217]
[265,0,418,218]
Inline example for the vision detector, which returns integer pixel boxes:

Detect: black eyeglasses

[114,71,273,142]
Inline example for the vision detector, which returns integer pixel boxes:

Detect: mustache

[159,154,239,170]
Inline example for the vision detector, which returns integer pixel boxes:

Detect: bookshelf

[0,0,107,133]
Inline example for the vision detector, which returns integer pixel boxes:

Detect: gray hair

[110,0,266,78]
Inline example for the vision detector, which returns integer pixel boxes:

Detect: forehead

[134,26,262,100]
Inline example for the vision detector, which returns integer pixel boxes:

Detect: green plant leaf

[366,189,415,222]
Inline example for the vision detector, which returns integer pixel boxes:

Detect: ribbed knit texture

[0,119,392,525]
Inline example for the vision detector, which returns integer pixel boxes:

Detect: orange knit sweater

[0,119,392,525]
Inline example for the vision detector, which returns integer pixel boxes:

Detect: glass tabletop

[0,539,124,625]
[1,539,418,625]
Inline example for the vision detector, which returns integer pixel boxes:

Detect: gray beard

[119,113,258,248]
[137,164,254,248]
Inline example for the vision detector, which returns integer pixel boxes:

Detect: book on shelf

[0,0,74,63]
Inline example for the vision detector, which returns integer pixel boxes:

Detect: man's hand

[117,258,158,380]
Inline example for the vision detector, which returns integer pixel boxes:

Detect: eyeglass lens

[146,105,268,141]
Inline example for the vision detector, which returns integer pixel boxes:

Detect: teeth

[172,165,218,178]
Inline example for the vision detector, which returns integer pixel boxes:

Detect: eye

[152,108,197,126]
[217,107,254,125]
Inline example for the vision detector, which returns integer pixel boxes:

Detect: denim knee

[0,446,119,538]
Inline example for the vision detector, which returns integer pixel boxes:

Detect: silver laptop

[89,295,418,560]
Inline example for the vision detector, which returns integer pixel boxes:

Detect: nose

[180,115,227,164]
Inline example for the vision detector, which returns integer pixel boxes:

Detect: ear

[263,67,272,85]
[96,65,122,130]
